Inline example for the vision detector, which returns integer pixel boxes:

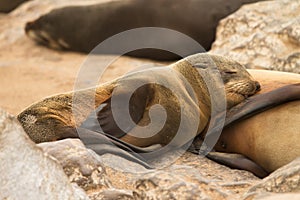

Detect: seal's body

[25,0,263,60]
[0,0,28,13]
[17,53,259,148]
[214,70,300,174]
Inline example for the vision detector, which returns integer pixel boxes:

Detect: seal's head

[17,94,77,143]
[25,9,72,50]
[179,53,261,109]
[210,54,261,108]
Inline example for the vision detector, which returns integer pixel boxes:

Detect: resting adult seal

[203,70,300,178]
[18,53,259,151]
[25,0,264,60]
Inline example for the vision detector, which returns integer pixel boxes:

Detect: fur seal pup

[25,0,264,60]
[0,0,29,13]
[17,53,259,151]
[205,70,300,177]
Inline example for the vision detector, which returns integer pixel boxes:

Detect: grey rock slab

[0,108,88,200]
[38,138,112,190]
[246,157,300,196]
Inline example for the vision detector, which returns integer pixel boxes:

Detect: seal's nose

[255,81,261,91]
[25,21,34,33]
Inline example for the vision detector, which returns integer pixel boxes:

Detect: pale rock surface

[210,0,300,73]
[38,139,111,190]
[102,152,260,200]
[247,157,300,194]
[36,136,263,199]
[244,193,300,200]
[0,109,88,200]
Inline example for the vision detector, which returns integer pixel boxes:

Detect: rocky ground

[210,0,300,73]
[0,0,300,199]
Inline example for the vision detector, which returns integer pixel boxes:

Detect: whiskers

[225,80,257,97]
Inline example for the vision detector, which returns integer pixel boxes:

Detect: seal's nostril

[255,82,261,91]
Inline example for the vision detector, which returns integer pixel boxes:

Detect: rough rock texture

[244,193,300,200]
[38,139,111,190]
[0,109,88,199]
[34,135,265,199]
[247,158,300,194]
[36,138,261,199]
[100,152,261,200]
[3,116,300,200]
[88,189,134,200]
[210,0,300,73]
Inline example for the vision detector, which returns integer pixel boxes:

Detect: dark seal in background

[0,0,29,13]
[25,0,264,60]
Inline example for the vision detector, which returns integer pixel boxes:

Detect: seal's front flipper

[96,84,153,138]
[206,152,268,178]
[76,127,153,168]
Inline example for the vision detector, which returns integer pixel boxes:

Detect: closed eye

[224,71,237,74]
[194,64,208,69]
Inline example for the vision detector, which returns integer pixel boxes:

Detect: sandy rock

[35,140,263,199]
[89,189,134,200]
[210,0,300,73]
[247,157,300,194]
[100,152,259,200]
[133,170,227,200]
[38,139,111,190]
[0,109,88,200]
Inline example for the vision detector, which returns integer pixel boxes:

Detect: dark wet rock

[210,0,300,74]
[0,109,88,199]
